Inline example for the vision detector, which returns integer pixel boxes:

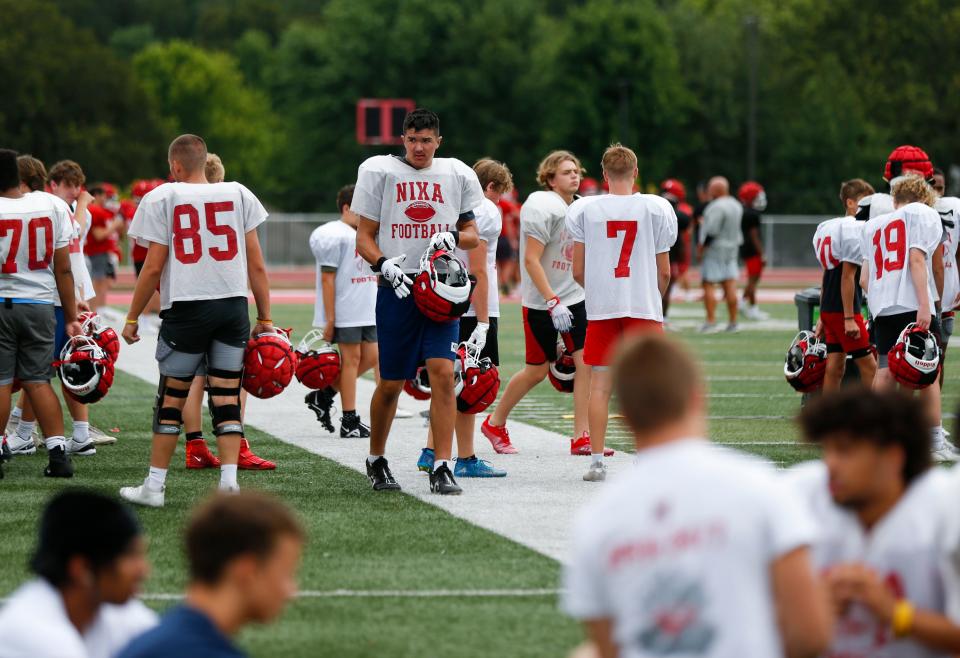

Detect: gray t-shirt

[700,196,744,251]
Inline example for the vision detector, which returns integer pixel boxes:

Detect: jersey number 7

[606,220,637,278]
[172,202,239,264]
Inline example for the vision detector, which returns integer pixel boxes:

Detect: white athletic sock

[45,436,65,452]
[219,464,238,489]
[591,453,604,465]
[147,466,167,490]
[367,455,381,465]
[434,459,450,471]
[10,407,21,422]
[933,426,946,450]
[72,421,89,443]
[16,420,36,442]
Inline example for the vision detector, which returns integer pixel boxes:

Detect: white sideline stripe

[137,588,561,601]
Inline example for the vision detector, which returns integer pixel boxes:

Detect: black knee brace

[153,375,194,435]
[206,368,243,436]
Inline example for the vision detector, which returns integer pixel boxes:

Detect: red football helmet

[738,181,767,211]
[884,145,934,182]
[888,323,941,390]
[579,177,601,196]
[548,334,576,393]
[403,367,432,400]
[131,178,164,199]
[455,343,500,414]
[56,336,115,404]
[413,249,474,323]
[80,312,120,363]
[242,327,298,399]
[784,331,827,392]
[660,178,687,203]
[294,329,341,390]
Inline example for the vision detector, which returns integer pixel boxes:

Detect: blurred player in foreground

[562,333,831,658]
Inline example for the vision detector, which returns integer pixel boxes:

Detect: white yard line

[138,588,561,601]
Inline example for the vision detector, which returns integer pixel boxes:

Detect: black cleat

[429,463,462,495]
[1,437,12,463]
[305,388,336,433]
[366,456,401,491]
[44,446,75,478]
[340,415,371,439]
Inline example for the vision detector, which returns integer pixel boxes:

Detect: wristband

[546,296,560,310]
[451,230,460,246]
[373,256,386,273]
[256,318,273,324]
[125,318,138,325]
[892,599,914,637]
[843,316,855,320]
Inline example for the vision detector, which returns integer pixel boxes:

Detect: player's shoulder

[523,190,566,215]
[357,155,398,174]
[860,192,894,219]
[28,190,68,214]
[902,201,939,222]
[139,182,173,206]
[566,193,603,217]
[636,192,676,216]
[816,216,846,236]
[435,157,477,178]
[936,196,960,214]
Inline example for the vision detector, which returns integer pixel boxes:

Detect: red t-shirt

[120,199,148,262]
[84,204,118,256]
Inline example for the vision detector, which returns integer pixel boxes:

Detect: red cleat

[238,439,276,470]
[481,415,519,454]
[570,432,614,457]
[186,439,221,469]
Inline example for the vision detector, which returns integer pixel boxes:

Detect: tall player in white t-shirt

[790,388,960,657]
[307,183,379,438]
[562,334,830,658]
[932,168,960,379]
[353,108,483,495]
[566,144,675,482]
[482,151,593,456]
[119,134,272,508]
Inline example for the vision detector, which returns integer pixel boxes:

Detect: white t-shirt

[36,194,95,306]
[562,439,816,658]
[861,202,942,317]
[0,193,73,302]
[565,193,677,321]
[456,197,501,318]
[813,216,865,271]
[785,462,960,658]
[519,190,584,309]
[351,155,484,273]
[858,192,896,220]
[309,219,377,328]
[128,182,268,310]
[0,579,158,658]
[936,197,960,312]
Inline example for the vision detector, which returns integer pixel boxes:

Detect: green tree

[133,41,281,197]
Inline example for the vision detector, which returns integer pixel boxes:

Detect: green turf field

[3,299,958,657]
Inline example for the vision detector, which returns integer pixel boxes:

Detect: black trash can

[793,285,860,384]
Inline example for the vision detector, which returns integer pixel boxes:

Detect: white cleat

[933,443,960,463]
[66,438,96,457]
[120,480,165,508]
[583,462,607,482]
[88,425,117,446]
[725,323,740,333]
[698,322,721,334]
[6,434,36,455]
[394,408,414,419]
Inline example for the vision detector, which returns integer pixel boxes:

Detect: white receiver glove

[466,321,489,352]
[380,255,413,299]
[429,231,457,253]
[546,296,573,333]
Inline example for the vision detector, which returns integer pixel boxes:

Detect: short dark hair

[336,184,355,213]
[17,155,46,192]
[168,134,208,173]
[799,388,932,484]
[186,491,305,585]
[402,108,440,135]
[0,149,22,191]
[31,490,141,587]
[88,185,105,196]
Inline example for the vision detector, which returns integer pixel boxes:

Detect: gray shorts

[156,337,244,378]
[86,253,116,281]
[333,325,377,344]
[701,247,739,283]
[943,314,955,344]
[0,303,56,384]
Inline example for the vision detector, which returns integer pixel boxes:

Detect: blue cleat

[417,448,435,473]
[454,456,506,478]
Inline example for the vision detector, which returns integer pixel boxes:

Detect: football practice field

[3,298,958,657]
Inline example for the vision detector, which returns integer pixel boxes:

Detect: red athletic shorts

[820,311,872,357]
[744,255,764,278]
[583,317,663,366]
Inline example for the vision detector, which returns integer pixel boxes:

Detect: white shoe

[219,484,240,493]
[698,322,721,334]
[725,323,740,333]
[394,408,414,419]
[119,480,165,508]
[6,434,36,455]
[87,425,117,446]
[583,462,607,482]
[66,438,96,457]
[933,443,960,463]
[4,417,18,437]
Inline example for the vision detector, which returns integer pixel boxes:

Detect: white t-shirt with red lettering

[519,190,584,309]
[456,197,501,319]
[565,193,677,321]
[309,219,377,328]
[562,439,816,658]
[351,155,484,274]
[129,182,268,310]
[813,216,864,271]
[0,193,73,303]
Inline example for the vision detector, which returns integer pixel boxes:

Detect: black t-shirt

[669,206,691,263]
[820,265,863,314]
[739,207,762,258]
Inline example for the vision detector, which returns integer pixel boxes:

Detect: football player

[791,388,960,655]
[860,173,956,461]
[418,158,512,478]
[353,108,483,495]
[0,149,82,478]
[306,183,379,438]
[562,334,830,658]
[698,176,743,333]
[932,168,960,375]
[659,178,692,321]
[738,181,769,320]
[567,144,676,482]
[119,134,273,508]
[125,179,164,323]
[482,151,591,455]
[812,178,878,391]
[85,184,124,311]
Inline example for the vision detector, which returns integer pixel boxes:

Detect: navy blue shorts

[53,306,67,361]
[376,286,459,381]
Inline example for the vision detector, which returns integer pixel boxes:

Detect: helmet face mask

[413,249,475,322]
[888,323,941,389]
[784,331,827,393]
[57,335,114,403]
[404,366,432,400]
[548,336,576,393]
[454,342,500,414]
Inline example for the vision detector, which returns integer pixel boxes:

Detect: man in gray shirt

[698,176,742,332]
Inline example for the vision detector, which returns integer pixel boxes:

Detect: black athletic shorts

[159,296,250,354]
[459,316,499,365]
[874,310,942,365]
[522,300,587,365]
